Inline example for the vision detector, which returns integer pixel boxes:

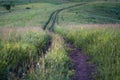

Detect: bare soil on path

[67,44,95,80]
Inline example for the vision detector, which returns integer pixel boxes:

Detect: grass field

[0,27,51,80]
[0,2,77,27]
[0,0,120,80]
[55,25,120,80]
[58,2,120,24]
[0,3,60,27]
[0,2,120,27]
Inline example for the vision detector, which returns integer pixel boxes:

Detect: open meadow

[0,0,120,80]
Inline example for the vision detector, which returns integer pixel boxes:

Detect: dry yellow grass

[0,26,43,39]
[59,24,120,29]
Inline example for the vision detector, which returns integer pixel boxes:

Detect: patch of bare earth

[67,44,95,80]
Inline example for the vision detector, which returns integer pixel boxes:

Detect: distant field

[0,2,120,27]
[0,2,79,27]
[58,2,120,24]
[0,3,60,27]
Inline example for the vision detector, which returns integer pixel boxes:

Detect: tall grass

[26,34,73,80]
[55,25,120,80]
[0,28,51,80]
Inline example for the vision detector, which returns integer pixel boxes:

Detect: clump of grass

[55,26,120,80]
[26,34,74,80]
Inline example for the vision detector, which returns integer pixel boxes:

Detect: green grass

[58,2,120,24]
[25,35,73,80]
[0,2,77,27]
[0,1,120,80]
[0,3,58,27]
[55,26,120,80]
[1,2,119,27]
[0,28,50,80]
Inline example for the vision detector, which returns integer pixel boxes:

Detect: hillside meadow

[0,1,120,80]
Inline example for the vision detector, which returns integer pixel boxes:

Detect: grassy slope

[58,2,120,24]
[1,1,120,27]
[0,0,120,80]
[54,1,120,80]
[0,2,78,27]
[0,3,59,27]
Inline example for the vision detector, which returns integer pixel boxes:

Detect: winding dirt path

[43,3,87,31]
[43,2,95,80]
[67,44,95,80]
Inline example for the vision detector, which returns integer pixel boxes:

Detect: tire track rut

[43,3,87,31]
[43,3,95,80]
